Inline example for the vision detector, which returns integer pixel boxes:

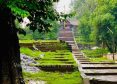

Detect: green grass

[20,41,82,84]
[19,40,34,43]
[19,40,60,43]
[89,57,114,62]
[20,47,43,58]
[23,71,83,84]
[82,49,114,62]
[75,37,95,45]
[20,47,76,65]
[82,49,108,58]
[38,51,76,65]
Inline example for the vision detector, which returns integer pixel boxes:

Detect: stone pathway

[58,25,117,84]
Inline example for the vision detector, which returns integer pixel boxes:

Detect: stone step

[41,58,71,61]
[72,52,82,53]
[37,64,75,72]
[81,64,117,69]
[60,28,72,31]
[73,54,83,56]
[75,55,84,57]
[59,36,73,38]
[88,75,117,82]
[72,52,81,54]
[75,57,85,59]
[68,44,75,46]
[75,56,84,58]
[68,43,75,45]
[68,42,75,44]
[66,41,75,43]
[79,61,92,64]
[76,58,86,60]
[71,45,78,47]
[59,31,72,33]
[75,57,87,59]
[79,60,91,62]
[75,56,86,58]
[72,47,78,49]
[72,49,78,51]
[59,37,74,41]
[59,34,73,37]
[74,54,83,56]
[81,62,116,64]
[76,58,87,60]
[83,69,117,75]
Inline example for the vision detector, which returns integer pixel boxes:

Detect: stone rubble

[20,54,40,72]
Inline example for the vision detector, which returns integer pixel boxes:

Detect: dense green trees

[18,21,60,40]
[0,0,59,84]
[73,0,97,43]
[74,0,117,54]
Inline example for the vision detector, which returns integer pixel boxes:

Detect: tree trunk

[0,7,25,84]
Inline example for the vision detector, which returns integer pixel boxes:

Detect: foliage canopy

[1,0,59,34]
[73,0,117,53]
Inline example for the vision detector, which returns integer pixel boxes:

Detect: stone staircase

[58,26,117,84]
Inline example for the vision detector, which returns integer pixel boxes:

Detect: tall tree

[91,0,117,53]
[73,0,97,43]
[73,0,117,55]
[0,0,59,84]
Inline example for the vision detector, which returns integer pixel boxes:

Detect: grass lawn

[20,41,83,84]
[23,71,83,84]
[20,47,76,65]
[89,57,114,62]
[82,49,115,62]
[20,47,42,58]
[19,40,60,43]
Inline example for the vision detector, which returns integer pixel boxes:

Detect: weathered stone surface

[88,75,117,82]
[81,64,117,69]
[20,54,40,72]
[83,69,117,75]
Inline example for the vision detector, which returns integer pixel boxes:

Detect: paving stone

[88,75,117,82]
[81,62,116,64]
[79,60,91,62]
[83,69,117,75]
[81,64,117,69]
